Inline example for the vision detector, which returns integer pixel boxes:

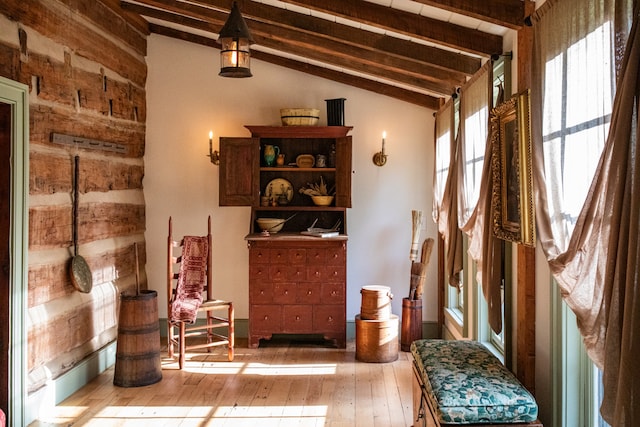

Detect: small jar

[316,154,327,168]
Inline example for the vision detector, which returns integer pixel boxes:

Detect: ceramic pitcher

[263,145,280,166]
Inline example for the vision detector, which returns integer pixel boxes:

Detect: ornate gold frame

[490,89,535,247]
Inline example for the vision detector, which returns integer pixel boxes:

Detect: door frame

[0,76,29,427]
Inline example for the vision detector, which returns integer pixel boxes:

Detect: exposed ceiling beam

[182,0,481,76]
[411,0,528,30]
[274,0,503,56]
[122,1,460,95]
[149,24,442,109]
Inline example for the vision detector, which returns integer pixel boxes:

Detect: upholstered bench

[411,339,542,427]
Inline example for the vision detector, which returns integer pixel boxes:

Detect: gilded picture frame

[490,89,535,247]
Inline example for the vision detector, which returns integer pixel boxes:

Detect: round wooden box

[355,314,399,363]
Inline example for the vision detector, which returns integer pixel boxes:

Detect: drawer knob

[284,290,288,295]
[260,290,265,295]
[331,290,337,296]
[296,315,300,321]
[328,316,333,322]
[264,315,269,320]
[307,290,312,295]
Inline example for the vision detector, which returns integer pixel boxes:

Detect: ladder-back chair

[167,216,234,369]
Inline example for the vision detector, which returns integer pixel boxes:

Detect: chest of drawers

[246,236,347,348]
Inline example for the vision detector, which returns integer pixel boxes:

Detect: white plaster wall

[144,34,437,323]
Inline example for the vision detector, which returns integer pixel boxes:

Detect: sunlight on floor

[242,362,337,375]
[41,405,328,425]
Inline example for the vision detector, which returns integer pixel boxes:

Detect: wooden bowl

[311,195,334,206]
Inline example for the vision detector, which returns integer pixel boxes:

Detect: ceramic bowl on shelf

[256,218,285,233]
[296,154,315,168]
[311,195,334,206]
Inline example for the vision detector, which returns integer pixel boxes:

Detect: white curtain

[531,0,637,423]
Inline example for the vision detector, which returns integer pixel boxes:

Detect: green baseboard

[159,318,439,340]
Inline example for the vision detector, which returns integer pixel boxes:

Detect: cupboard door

[219,137,259,206]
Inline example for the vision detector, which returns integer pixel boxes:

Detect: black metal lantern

[218,1,254,78]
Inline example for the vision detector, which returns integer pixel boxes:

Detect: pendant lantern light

[218,1,254,78]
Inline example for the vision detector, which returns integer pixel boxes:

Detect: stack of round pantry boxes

[355,285,399,363]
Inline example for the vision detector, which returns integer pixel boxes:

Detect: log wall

[0,0,148,393]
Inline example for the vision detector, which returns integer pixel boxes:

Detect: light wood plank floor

[30,338,415,427]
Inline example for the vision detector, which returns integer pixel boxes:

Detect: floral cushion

[411,339,538,424]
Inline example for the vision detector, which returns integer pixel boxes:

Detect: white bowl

[256,218,285,233]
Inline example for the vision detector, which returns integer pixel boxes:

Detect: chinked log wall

[0,0,148,392]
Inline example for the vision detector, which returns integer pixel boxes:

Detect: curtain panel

[531,0,638,423]
[433,101,463,288]
[458,62,505,334]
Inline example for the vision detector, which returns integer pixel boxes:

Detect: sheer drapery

[531,0,638,423]
[458,62,491,227]
[458,62,505,333]
[433,101,463,288]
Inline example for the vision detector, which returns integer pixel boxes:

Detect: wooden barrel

[355,314,399,363]
[360,285,393,320]
[400,297,423,351]
[113,290,162,387]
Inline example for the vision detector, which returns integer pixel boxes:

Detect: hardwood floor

[30,338,415,426]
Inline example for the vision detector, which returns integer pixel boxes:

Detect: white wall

[144,34,437,324]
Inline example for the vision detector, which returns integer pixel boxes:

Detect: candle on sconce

[382,131,387,151]
[207,130,220,165]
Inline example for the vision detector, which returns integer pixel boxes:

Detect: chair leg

[179,322,186,369]
[228,303,235,362]
[168,321,174,358]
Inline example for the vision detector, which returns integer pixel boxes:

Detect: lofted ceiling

[120,0,529,110]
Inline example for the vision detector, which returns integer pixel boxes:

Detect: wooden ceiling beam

[275,0,503,56]
[122,2,459,95]
[149,24,442,109]
[123,0,479,78]
[185,0,480,76]
[411,0,528,30]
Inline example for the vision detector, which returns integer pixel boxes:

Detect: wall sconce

[208,131,220,165]
[372,131,388,166]
[218,1,254,78]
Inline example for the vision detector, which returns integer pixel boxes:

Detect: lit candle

[209,130,213,152]
[382,131,386,151]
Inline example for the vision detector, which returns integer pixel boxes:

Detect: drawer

[288,248,306,264]
[326,245,346,265]
[306,248,327,264]
[324,266,345,283]
[269,265,288,282]
[273,283,297,304]
[249,264,269,280]
[306,265,325,282]
[282,305,313,332]
[286,265,307,281]
[249,247,270,264]
[321,283,345,304]
[296,284,322,304]
[249,283,274,304]
[313,305,345,332]
[251,305,282,332]
[270,248,288,264]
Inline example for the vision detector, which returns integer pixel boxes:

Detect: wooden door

[0,103,10,416]
[219,137,259,206]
